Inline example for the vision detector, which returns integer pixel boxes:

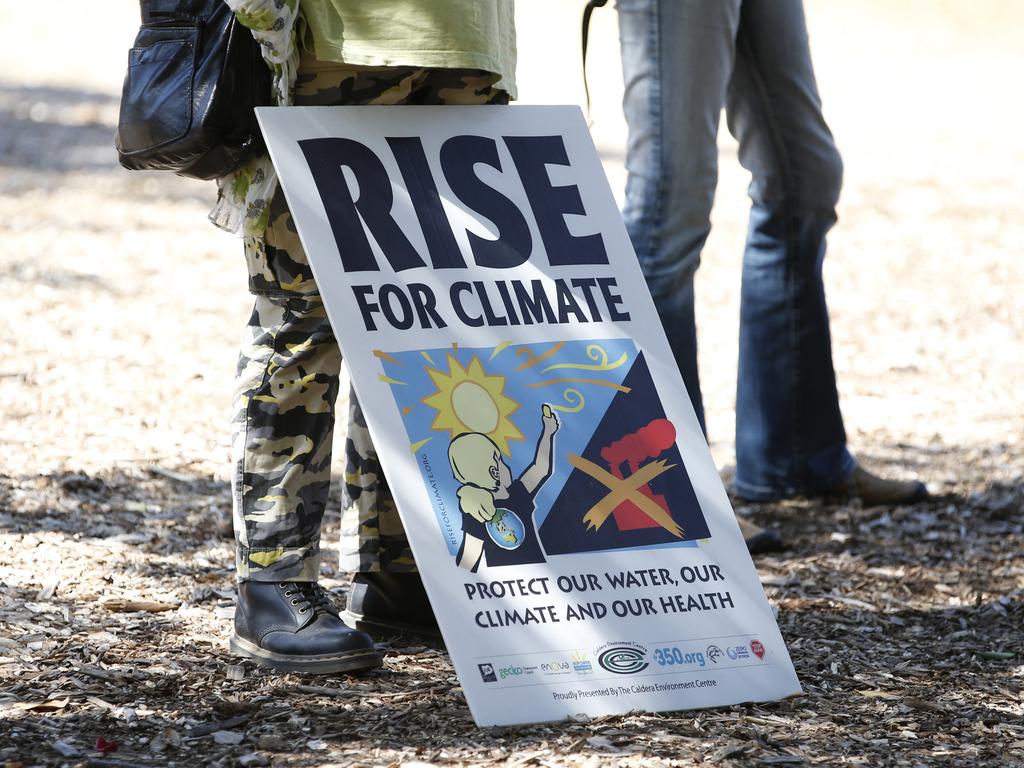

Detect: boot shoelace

[279,582,338,617]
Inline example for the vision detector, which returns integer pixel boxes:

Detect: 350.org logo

[596,643,649,675]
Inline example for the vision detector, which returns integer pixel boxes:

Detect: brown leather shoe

[825,465,928,506]
[735,516,784,554]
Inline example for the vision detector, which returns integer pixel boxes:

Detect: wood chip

[100,598,179,613]
[856,690,901,700]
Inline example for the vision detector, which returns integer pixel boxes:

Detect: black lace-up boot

[231,581,382,674]
[344,572,440,639]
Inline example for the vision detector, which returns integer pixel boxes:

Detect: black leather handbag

[115,0,272,180]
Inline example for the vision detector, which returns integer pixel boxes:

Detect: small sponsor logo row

[478,639,767,683]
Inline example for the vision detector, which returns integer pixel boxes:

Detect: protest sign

[257,105,801,726]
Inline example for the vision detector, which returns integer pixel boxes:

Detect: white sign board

[258,106,801,726]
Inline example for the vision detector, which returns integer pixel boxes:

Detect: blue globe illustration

[486,508,525,550]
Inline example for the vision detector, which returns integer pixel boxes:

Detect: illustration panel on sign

[373,339,711,571]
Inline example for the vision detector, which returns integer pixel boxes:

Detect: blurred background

[0,0,1020,487]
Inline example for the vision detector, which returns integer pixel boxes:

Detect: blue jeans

[617,0,855,500]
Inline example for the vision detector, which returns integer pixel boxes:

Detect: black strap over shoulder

[582,0,609,121]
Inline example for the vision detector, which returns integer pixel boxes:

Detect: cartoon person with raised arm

[448,404,560,571]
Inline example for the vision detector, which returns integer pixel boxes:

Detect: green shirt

[301,0,517,98]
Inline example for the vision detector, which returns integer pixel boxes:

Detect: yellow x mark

[567,454,684,539]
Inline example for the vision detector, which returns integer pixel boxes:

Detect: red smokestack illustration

[599,419,677,530]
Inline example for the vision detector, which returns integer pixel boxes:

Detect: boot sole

[229,634,383,674]
[341,609,443,642]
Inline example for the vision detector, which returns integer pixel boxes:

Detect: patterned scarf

[207,0,300,238]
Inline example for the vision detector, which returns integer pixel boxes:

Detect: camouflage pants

[233,54,508,582]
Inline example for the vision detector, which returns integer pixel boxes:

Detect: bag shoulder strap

[581,0,608,121]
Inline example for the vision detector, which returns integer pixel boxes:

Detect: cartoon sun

[422,354,524,455]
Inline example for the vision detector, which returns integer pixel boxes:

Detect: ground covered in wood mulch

[1,467,1022,767]
[1,2,1022,766]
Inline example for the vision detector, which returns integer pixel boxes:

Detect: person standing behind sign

[215,0,516,673]
[614,0,927,529]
